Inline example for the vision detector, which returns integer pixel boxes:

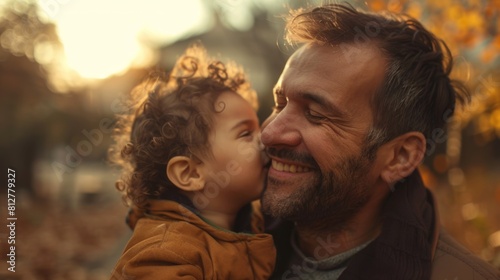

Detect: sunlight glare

[44,0,209,79]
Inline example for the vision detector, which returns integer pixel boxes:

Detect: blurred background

[0,0,499,279]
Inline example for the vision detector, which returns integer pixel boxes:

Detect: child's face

[200,91,267,209]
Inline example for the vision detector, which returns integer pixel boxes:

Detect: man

[261,3,500,280]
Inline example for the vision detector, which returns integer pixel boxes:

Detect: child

[108,44,275,279]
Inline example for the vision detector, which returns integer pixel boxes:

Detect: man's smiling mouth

[271,159,311,173]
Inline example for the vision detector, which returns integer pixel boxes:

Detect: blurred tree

[367,0,500,135]
[0,0,79,196]
[1,1,50,195]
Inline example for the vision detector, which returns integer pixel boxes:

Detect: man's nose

[261,111,301,147]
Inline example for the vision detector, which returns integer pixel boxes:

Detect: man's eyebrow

[300,92,347,118]
[273,86,284,97]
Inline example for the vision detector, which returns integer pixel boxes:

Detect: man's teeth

[272,160,310,173]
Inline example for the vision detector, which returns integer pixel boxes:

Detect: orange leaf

[480,46,496,63]
[493,35,500,49]
[369,0,386,12]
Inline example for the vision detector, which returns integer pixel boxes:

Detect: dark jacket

[431,230,499,279]
[269,171,500,279]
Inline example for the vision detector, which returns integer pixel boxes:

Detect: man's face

[261,43,387,226]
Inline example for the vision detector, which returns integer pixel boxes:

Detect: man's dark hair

[285,3,470,156]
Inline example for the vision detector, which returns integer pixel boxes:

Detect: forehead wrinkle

[282,60,351,120]
[293,43,385,113]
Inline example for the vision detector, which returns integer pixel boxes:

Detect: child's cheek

[237,141,260,163]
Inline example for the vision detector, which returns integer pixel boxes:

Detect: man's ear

[380,132,426,185]
[166,156,205,192]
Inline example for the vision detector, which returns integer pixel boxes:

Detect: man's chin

[260,189,282,217]
[261,188,300,220]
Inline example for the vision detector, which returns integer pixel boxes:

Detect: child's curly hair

[109,44,258,210]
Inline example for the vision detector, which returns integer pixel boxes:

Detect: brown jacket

[110,200,276,280]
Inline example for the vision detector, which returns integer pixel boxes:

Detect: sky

[36,0,263,79]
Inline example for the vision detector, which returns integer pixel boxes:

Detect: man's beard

[262,147,374,230]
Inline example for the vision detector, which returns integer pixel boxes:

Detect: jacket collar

[126,191,255,235]
[339,170,437,279]
[429,185,441,259]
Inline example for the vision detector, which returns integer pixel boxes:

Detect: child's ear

[380,131,426,185]
[166,156,205,192]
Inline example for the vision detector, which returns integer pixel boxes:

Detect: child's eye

[238,130,253,138]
